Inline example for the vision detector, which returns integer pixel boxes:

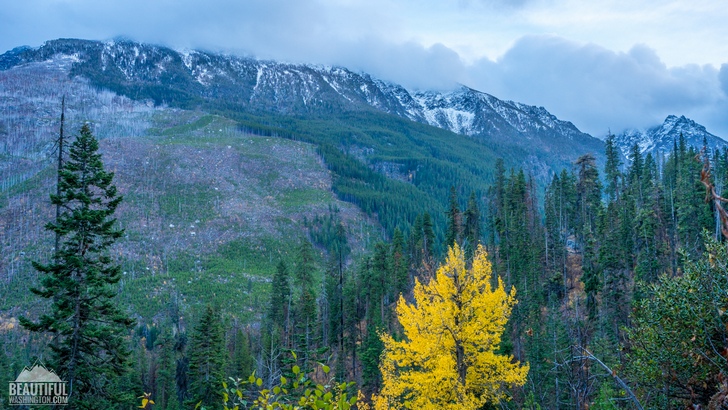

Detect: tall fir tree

[462,192,481,259]
[603,133,622,203]
[445,186,462,249]
[20,123,134,409]
[292,238,319,373]
[390,228,409,296]
[186,305,227,409]
[267,259,291,344]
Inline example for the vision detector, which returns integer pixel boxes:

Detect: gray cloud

[328,40,463,91]
[720,64,728,97]
[464,36,728,137]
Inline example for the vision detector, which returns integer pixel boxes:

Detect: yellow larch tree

[373,243,528,410]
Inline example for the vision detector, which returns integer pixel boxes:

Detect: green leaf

[273,386,281,395]
[322,365,330,374]
[256,378,263,387]
[292,365,300,375]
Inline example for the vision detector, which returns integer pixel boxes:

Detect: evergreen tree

[186,305,227,409]
[267,259,291,339]
[604,133,622,202]
[155,331,177,410]
[229,328,254,380]
[462,192,481,258]
[360,321,384,395]
[19,123,134,409]
[174,332,190,407]
[292,238,319,373]
[421,212,435,260]
[390,228,409,296]
[575,153,602,238]
[370,242,390,327]
[445,186,462,249]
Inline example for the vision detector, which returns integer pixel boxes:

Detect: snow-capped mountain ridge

[1,38,604,166]
[614,115,726,159]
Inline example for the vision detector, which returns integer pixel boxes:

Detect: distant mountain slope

[0,55,379,320]
[406,87,602,163]
[0,38,604,170]
[614,115,727,159]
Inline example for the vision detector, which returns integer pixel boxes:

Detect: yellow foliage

[374,244,528,410]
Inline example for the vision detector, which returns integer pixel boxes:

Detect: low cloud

[720,64,728,97]
[329,40,463,91]
[464,35,728,137]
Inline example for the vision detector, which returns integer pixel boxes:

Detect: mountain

[614,115,727,159]
[406,87,602,165]
[0,38,604,171]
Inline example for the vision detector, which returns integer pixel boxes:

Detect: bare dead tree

[698,149,728,240]
[577,346,644,410]
[54,96,66,256]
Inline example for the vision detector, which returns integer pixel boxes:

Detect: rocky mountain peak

[614,115,725,160]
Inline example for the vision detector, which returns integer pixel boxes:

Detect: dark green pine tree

[462,192,481,259]
[155,330,178,410]
[628,143,645,205]
[228,328,254,380]
[267,259,291,338]
[390,228,409,296]
[19,123,134,409]
[370,242,390,328]
[292,238,319,373]
[603,133,622,203]
[575,153,602,238]
[445,186,462,249]
[359,319,384,395]
[575,154,602,324]
[186,305,227,409]
[421,212,435,261]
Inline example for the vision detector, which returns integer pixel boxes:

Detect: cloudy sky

[2,0,727,137]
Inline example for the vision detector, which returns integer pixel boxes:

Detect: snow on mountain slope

[614,115,726,159]
[1,38,604,166]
